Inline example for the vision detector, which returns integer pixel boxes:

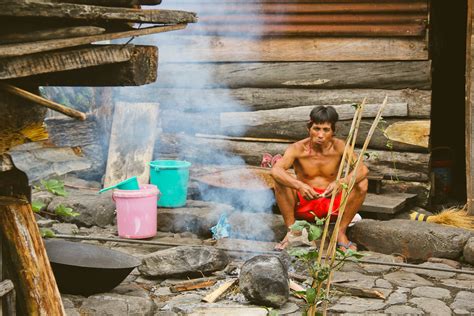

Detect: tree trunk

[0,197,65,315]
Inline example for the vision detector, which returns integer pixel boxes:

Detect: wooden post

[0,197,65,315]
[467,0,473,214]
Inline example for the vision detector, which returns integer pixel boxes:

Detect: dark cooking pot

[44,239,141,296]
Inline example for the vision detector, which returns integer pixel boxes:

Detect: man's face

[309,122,334,145]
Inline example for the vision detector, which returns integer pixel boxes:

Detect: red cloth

[295,188,341,222]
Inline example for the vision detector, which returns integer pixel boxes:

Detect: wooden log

[381,180,430,207]
[45,0,162,6]
[103,102,159,187]
[169,277,219,293]
[0,24,185,58]
[468,2,474,214]
[157,36,429,62]
[0,279,14,297]
[0,196,65,315]
[155,61,432,89]
[0,83,87,120]
[45,117,98,147]
[181,23,426,37]
[384,120,430,148]
[0,44,137,80]
[125,88,431,117]
[0,1,197,24]
[0,26,105,44]
[13,45,158,86]
[160,134,430,181]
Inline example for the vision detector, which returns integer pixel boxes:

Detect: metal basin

[44,239,141,296]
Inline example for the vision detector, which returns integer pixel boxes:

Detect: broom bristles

[410,207,474,230]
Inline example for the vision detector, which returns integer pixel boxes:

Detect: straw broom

[320,96,388,315]
[410,206,474,230]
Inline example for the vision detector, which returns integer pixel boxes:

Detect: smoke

[113,1,281,241]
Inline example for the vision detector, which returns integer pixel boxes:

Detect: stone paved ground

[57,227,474,316]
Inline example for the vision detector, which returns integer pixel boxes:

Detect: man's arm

[271,145,319,200]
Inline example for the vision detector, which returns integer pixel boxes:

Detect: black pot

[44,239,141,296]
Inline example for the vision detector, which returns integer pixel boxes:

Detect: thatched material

[410,206,474,230]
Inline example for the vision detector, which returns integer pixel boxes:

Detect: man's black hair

[308,105,339,131]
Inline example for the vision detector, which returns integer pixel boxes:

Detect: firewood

[169,277,220,293]
[202,279,237,303]
[46,0,162,6]
[333,284,385,299]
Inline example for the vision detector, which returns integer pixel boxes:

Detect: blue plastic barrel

[149,160,191,207]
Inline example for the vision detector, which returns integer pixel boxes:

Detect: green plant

[40,228,55,238]
[54,204,79,217]
[31,201,46,213]
[288,218,363,314]
[40,179,67,196]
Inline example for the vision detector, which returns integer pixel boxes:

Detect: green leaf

[40,228,55,238]
[306,288,316,304]
[31,201,45,213]
[314,217,325,226]
[55,204,79,217]
[41,179,68,197]
[288,248,310,258]
[308,225,322,241]
[267,309,279,316]
[290,220,310,232]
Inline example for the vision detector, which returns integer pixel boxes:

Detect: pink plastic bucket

[112,184,159,239]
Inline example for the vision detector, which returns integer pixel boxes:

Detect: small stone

[375,279,392,289]
[328,297,386,313]
[79,293,156,315]
[384,305,423,315]
[162,294,202,314]
[358,251,402,274]
[450,291,474,313]
[402,262,456,279]
[441,278,474,290]
[386,291,407,305]
[139,245,229,278]
[36,219,58,228]
[52,223,78,235]
[410,297,452,315]
[428,257,462,269]
[239,255,289,308]
[332,271,377,289]
[383,271,433,288]
[411,286,450,300]
[463,237,474,264]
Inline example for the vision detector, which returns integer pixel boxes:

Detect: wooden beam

[45,0,162,6]
[15,45,158,86]
[0,24,184,58]
[0,280,14,297]
[155,61,432,89]
[0,26,105,44]
[0,44,136,80]
[122,88,431,117]
[467,0,473,214]
[0,197,65,315]
[0,1,197,24]
[158,36,429,62]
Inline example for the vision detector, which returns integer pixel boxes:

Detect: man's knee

[355,178,368,195]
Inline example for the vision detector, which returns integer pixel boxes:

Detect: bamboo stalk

[0,83,87,121]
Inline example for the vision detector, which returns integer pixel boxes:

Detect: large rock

[139,245,229,278]
[409,297,452,315]
[328,297,386,313]
[348,219,472,261]
[228,212,286,242]
[450,291,474,314]
[157,200,233,237]
[79,293,155,315]
[239,255,289,308]
[48,189,115,227]
[463,237,474,264]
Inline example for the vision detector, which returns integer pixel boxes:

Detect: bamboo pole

[0,83,87,121]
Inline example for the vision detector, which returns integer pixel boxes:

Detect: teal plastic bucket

[98,176,140,194]
[149,160,191,207]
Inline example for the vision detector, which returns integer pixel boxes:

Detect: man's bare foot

[274,232,290,251]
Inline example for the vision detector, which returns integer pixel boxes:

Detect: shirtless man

[271,105,368,251]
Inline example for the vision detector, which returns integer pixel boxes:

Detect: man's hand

[297,182,320,200]
[322,179,346,198]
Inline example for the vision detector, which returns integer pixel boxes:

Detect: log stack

[116,0,432,207]
[0,1,196,314]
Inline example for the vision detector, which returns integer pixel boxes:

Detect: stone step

[361,192,418,215]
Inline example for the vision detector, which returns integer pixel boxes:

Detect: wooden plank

[0,1,197,24]
[161,134,430,181]
[0,26,105,44]
[360,192,417,214]
[45,0,162,6]
[468,0,473,214]
[0,24,183,58]
[158,36,429,62]
[103,102,159,187]
[0,197,65,315]
[156,61,432,89]
[0,45,135,80]
[170,277,219,292]
[182,23,426,37]
[13,45,158,86]
[202,279,237,303]
[124,87,431,117]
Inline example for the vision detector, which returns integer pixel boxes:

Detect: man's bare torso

[292,137,344,189]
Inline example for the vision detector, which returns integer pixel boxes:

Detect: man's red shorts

[295,188,341,222]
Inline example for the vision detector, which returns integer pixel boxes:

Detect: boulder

[462,237,474,264]
[348,219,472,261]
[157,200,233,237]
[139,245,229,278]
[239,255,289,308]
[47,189,116,227]
[228,212,286,242]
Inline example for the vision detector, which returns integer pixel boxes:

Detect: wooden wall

[119,0,433,205]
